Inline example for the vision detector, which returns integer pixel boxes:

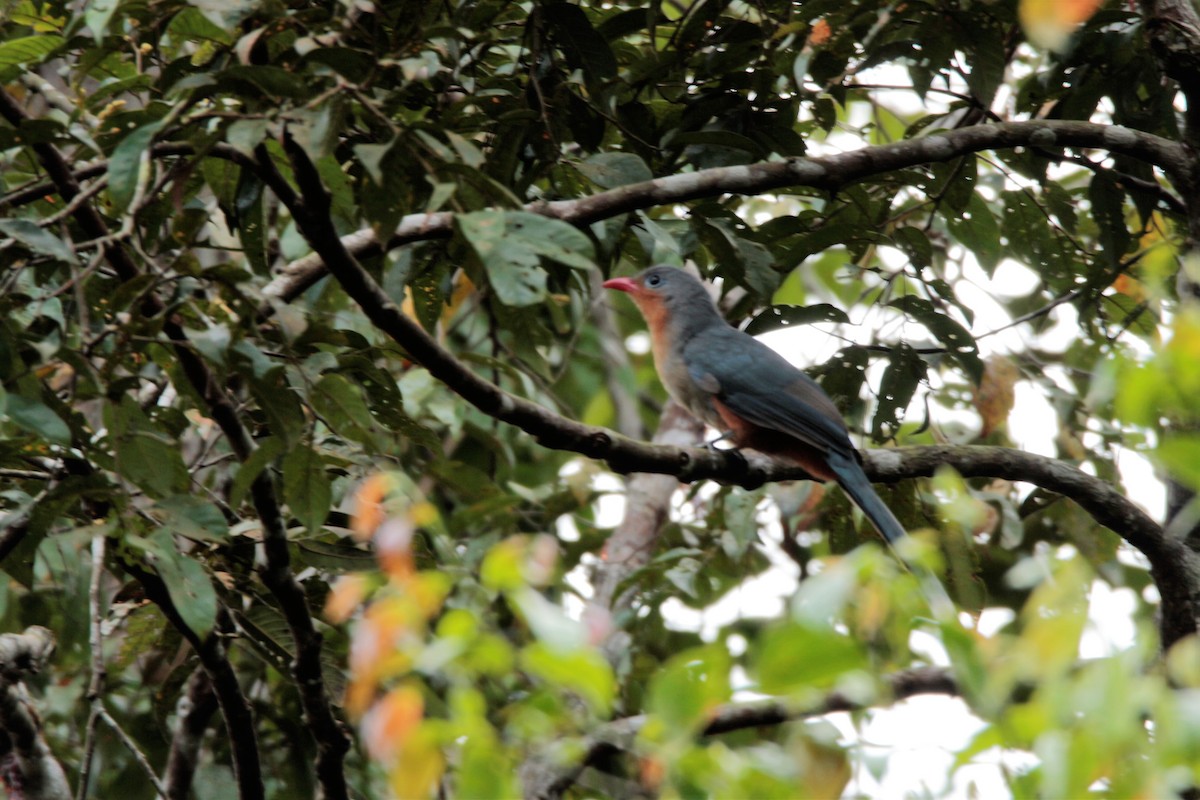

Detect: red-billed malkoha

[604,265,905,543]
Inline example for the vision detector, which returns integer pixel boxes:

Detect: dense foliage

[1,0,1200,797]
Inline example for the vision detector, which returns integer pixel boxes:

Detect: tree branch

[0,142,261,213]
[591,403,704,664]
[0,87,350,799]
[277,133,1200,647]
[0,627,70,800]
[263,119,1189,304]
[1140,0,1200,148]
[268,168,1200,636]
[165,669,218,800]
[521,666,959,800]
[126,570,265,800]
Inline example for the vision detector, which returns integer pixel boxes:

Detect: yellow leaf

[388,729,445,799]
[1019,0,1102,51]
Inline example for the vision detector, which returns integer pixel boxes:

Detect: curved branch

[287,152,1200,647]
[264,119,1190,304]
[521,666,959,800]
[130,569,265,800]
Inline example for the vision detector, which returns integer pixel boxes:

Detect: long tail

[826,450,906,543]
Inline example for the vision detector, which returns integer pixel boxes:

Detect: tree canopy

[1,0,1200,797]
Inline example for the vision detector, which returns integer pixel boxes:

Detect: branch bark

[263,172,1200,646]
[591,403,704,664]
[0,627,70,800]
[521,665,958,800]
[263,119,1190,304]
[165,669,218,800]
[1140,0,1200,148]
[129,569,265,800]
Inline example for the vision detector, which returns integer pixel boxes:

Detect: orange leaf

[1112,274,1147,303]
[808,18,832,46]
[362,685,425,762]
[325,574,369,623]
[351,473,390,540]
[1019,0,1102,51]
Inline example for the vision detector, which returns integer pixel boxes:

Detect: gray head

[602,266,723,333]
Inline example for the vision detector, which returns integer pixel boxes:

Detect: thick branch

[0,627,70,800]
[284,142,1200,645]
[521,666,958,800]
[264,119,1189,303]
[592,404,703,665]
[165,669,218,800]
[1140,0,1200,148]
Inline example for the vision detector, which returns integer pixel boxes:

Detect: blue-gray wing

[685,328,853,455]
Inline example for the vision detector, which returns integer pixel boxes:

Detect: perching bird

[604,266,905,543]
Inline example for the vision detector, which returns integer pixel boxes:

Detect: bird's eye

[646,274,662,287]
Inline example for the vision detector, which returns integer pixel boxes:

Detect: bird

[603,265,906,543]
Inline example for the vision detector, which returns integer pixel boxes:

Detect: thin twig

[97,707,168,798]
[75,533,107,800]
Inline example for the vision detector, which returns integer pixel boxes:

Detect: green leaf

[245,373,305,446]
[282,445,330,534]
[184,323,231,366]
[543,2,617,81]
[646,645,732,734]
[744,303,850,336]
[892,226,932,270]
[137,529,218,638]
[510,586,585,650]
[295,538,376,572]
[5,394,71,445]
[85,0,121,39]
[152,495,229,542]
[229,436,284,509]
[889,296,983,383]
[1089,172,1131,260]
[457,211,594,307]
[520,642,615,714]
[0,35,63,68]
[945,194,1001,275]
[233,605,294,672]
[219,65,309,99]
[109,121,165,212]
[871,343,926,440]
[106,397,189,498]
[311,373,381,448]
[1156,434,1200,491]
[575,152,653,189]
[699,218,779,297]
[753,621,866,693]
[0,219,78,264]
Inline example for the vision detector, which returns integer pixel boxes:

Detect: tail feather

[826,450,906,543]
